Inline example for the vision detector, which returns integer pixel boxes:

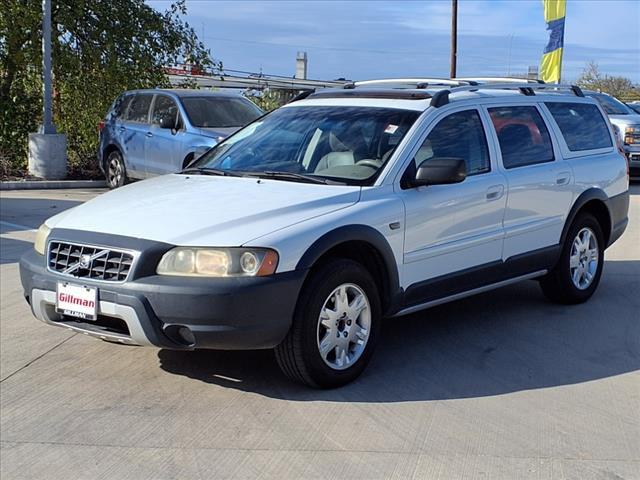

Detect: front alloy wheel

[317,283,371,370]
[275,259,381,388]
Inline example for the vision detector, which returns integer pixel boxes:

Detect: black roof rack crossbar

[288,89,315,103]
[430,90,450,108]
[571,85,585,97]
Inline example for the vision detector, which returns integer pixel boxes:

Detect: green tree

[244,88,297,112]
[0,0,218,177]
[577,61,637,100]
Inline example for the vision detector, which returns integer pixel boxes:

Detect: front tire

[275,259,381,388]
[539,213,605,304]
[105,150,127,189]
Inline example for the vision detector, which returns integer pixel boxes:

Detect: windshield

[191,105,419,185]
[182,96,263,128]
[627,103,640,114]
[589,93,632,115]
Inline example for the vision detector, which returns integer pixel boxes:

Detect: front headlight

[157,247,279,277]
[624,126,640,145]
[34,224,51,255]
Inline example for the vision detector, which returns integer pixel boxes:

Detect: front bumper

[20,248,307,350]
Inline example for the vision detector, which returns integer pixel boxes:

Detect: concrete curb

[0,180,106,191]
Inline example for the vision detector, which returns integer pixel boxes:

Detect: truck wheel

[539,213,605,304]
[275,259,381,388]
[106,150,127,189]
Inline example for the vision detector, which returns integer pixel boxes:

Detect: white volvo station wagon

[21,79,629,388]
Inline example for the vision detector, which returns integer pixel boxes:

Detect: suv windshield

[191,105,419,185]
[589,92,632,115]
[182,96,262,128]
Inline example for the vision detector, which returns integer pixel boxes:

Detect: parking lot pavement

[1,186,639,480]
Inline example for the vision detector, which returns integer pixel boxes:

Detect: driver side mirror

[412,157,466,187]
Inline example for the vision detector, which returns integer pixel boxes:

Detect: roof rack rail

[454,77,545,84]
[429,83,585,108]
[347,78,477,89]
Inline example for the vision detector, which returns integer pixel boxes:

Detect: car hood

[192,126,240,139]
[608,114,640,127]
[46,174,361,246]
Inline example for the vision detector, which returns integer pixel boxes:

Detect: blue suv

[98,89,263,188]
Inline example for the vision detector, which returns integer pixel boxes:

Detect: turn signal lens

[34,223,51,255]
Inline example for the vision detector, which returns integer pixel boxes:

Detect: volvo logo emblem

[79,254,92,269]
[62,249,109,275]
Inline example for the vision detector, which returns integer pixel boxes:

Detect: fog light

[164,324,196,347]
[177,326,196,346]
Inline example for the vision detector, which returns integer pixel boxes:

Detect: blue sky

[150,0,640,82]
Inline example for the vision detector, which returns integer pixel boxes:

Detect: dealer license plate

[56,282,98,320]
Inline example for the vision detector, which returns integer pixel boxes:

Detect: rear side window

[545,102,612,151]
[414,109,490,176]
[489,106,554,169]
[111,95,132,119]
[124,95,152,123]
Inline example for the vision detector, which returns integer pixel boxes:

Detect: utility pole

[450,0,458,79]
[41,0,55,134]
[28,0,67,179]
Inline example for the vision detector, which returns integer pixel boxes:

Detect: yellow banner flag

[540,0,566,83]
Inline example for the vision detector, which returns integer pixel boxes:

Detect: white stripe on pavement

[0,221,37,232]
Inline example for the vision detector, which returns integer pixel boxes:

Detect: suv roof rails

[310,89,432,100]
[346,78,478,89]
[454,77,545,84]
[429,83,585,108]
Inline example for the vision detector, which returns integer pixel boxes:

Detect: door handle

[145,132,153,138]
[486,185,504,201]
[556,172,571,185]
[118,126,125,132]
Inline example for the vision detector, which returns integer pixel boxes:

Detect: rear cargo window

[545,102,613,151]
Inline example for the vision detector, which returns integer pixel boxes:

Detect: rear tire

[105,150,127,189]
[275,259,381,388]
[539,213,604,304]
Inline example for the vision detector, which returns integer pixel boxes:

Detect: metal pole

[41,0,56,134]
[450,0,458,79]
[507,33,514,76]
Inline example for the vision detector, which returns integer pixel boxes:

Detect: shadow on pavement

[158,259,639,402]
[0,236,34,265]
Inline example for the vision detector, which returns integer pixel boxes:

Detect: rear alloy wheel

[275,259,381,388]
[106,150,126,189]
[540,213,604,304]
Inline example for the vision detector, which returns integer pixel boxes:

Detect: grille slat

[47,242,134,282]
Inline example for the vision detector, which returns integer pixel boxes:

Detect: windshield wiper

[247,171,344,185]
[181,167,244,177]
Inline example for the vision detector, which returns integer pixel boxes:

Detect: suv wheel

[275,259,381,388]
[106,150,127,189]
[539,213,604,304]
